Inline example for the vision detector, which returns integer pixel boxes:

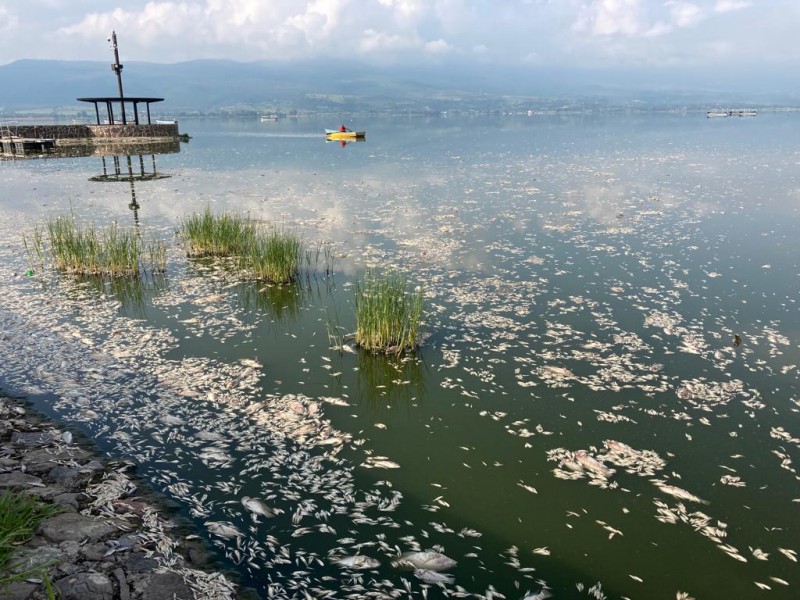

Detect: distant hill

[1,58,798,115]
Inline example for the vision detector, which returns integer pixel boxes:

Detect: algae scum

[1,114,799,599]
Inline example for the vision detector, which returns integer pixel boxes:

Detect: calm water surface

[1,113,799,599]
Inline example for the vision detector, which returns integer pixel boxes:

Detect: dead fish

[333,555,380,570]
[205,521,243,539]
[241,496,276,521]
[414,569,454,585]
[362,457,401,469]
[159,414,185,426]
[521,589,552,600]
[393,550,457,571]
[575,450,612,477]
[651,480,708,505]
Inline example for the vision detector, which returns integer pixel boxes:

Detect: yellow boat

[325,129,366,141]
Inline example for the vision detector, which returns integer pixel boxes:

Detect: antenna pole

[110,31,127,124]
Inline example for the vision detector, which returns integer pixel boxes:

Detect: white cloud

[423,39,452,55]
[573,0,650,37]
[667,1,703,28]
[573,0,708,38]
[0,7,19,34]
[714,0,752,12]
[0,0,792,70]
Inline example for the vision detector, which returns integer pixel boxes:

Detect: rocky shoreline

[0,391,257,600]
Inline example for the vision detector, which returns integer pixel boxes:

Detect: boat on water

[706,111,729,118]
[325,128,366,140]
[260,115,278,122]
[156,119,177,124]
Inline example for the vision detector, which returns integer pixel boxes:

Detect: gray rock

[81,541,116,561]
[39,512,118,543]
[142,571,194,600]
[0,471,44,489]
[59,540,82,561]
[55,571,114,600]
[11,431,56,447]
[1,580,38,600]
[21,446,92,468]
[114,568,131,600]
[27,484,70,501]
[123,553,159,573]
[52,491,81,509]
[80,460,105,473]
[7,544,65,574]
[48,465,82,487]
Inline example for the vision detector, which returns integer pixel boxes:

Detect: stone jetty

[0,393,257,600]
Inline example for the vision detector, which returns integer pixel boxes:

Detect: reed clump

[181,208,306,284]
[354,270,424,354]
[180,207,256,257]
[238,226,303,284]
[33,215,166,277]
[0,491,63,587]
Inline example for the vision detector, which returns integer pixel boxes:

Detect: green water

[1,113,799,598]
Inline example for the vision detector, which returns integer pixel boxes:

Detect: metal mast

[110,31,127,124]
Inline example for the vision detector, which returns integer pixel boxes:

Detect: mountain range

[2,59,798,115]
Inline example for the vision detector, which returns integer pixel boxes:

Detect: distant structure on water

[706,109,758,118]
[1,31,185,158]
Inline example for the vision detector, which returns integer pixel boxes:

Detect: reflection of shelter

[89,153,171,224]
[77,96,165,126]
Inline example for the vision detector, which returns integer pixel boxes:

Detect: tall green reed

[181,208,307,284]
[354,270,424,354]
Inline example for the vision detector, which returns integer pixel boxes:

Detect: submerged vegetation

[25,214,166,277]
[0,491,62,589]
[354,270,424,354]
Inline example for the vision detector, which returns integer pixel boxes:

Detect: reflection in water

[356,350,427,415]
[236,279,310,323]
[88,273,169,317]
[90,153,171,225]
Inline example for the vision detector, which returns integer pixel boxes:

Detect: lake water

[1,113,799,599]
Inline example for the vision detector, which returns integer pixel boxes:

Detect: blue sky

[0,0,797,71]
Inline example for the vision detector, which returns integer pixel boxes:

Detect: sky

[0,0,798,71]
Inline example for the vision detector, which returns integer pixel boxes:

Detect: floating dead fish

[651,480,708,505]
[393,550,457,571]
[205,521,244,539]
[414,568,454,585]
[361,456,401,469]
[521,588,552,600]
[241,496,276,521]
[333,555,381,570]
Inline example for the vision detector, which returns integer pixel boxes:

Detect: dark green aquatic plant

[41,214,164,277]
[238,226,303,284]
[0,491,63,590]
[354,270,424,354]
[180,206,256,257]
[182,208,309,284]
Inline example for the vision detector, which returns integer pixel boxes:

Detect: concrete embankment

[0,392,257,600]
[2,124,181,145]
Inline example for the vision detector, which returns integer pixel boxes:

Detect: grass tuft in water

[180,206,256,258]
[182,208,308,284]
[0,491,63,586]
[238,226,303,284]
[354,270,424,354]
[43,215,156,277]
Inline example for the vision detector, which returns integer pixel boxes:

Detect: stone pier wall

[3,124,180,144]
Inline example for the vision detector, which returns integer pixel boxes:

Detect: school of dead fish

[1,141,799,599]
